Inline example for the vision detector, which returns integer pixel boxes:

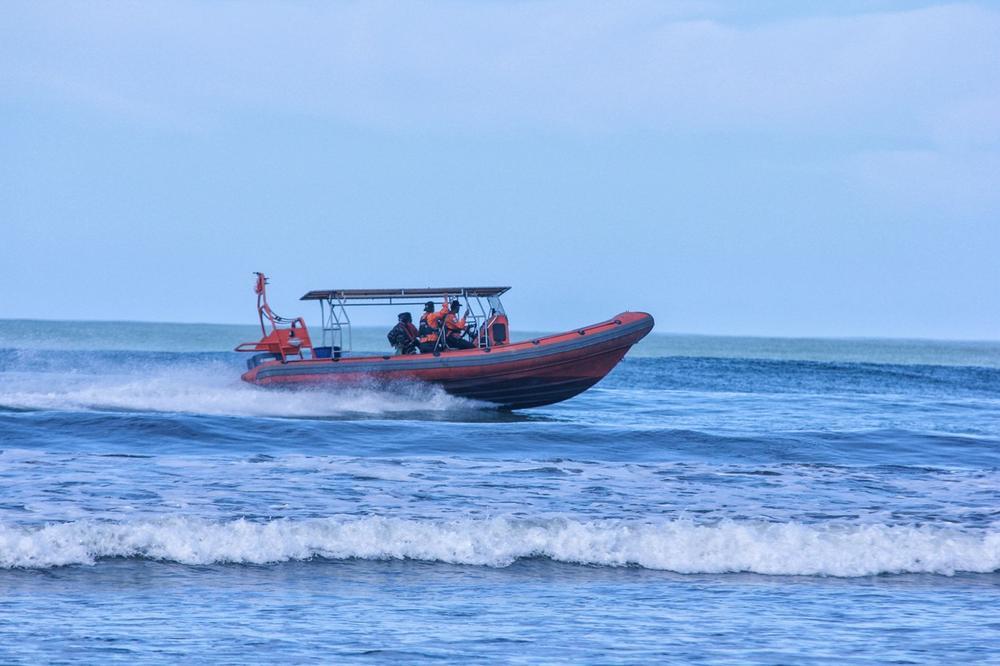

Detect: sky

[2,1,999,339]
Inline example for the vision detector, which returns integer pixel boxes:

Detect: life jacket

[419,307,447,343]
[418,312,433,337]
[429,306,448,328]
[444,311,466,336]
[387,322,418,347]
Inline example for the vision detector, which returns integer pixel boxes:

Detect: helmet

[398,312,412,323]
[450,299,461,311]
[423,301,435,312]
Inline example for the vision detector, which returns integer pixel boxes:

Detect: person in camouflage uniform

[387,312,419,354]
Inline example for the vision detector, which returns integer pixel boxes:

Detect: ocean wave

[2,517,997,576]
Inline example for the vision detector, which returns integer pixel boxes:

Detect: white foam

[2,517,997,576]
[0,360,475,416]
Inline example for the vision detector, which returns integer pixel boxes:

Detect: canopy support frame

[314,288,505,355]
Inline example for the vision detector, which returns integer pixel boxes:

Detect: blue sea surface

[1,320,998,663]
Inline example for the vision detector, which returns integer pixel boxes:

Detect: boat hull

[242,312,654,409]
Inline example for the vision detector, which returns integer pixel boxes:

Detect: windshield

[487,295,506,316]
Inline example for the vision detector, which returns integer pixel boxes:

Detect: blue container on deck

[314,346,341,359]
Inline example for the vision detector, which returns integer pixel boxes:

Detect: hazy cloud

[4,1,998,143]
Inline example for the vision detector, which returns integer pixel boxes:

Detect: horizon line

[2,317,998,346]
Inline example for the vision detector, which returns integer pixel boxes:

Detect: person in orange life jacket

[417,300,446,354]
[387,312,419,355]
[443,299,475,350]
[418,301,437,337]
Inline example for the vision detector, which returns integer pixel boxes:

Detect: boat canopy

[301,287,510,301]
[299,285,511,354]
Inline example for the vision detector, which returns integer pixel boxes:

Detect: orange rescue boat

[236,273,653,410]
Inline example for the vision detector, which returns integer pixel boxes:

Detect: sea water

[0,320,998,663]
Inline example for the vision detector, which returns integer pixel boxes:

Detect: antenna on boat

[253,271,275,336]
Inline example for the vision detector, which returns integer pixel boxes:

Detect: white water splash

[0,360,476,417]
[2,517,998,576]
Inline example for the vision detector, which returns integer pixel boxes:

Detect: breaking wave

[3,517,998,576]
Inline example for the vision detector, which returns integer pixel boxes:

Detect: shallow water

[1,320,998,663]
